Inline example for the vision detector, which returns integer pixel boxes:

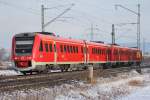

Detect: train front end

[11,33,35,73]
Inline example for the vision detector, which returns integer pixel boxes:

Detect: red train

[11,32,142,74]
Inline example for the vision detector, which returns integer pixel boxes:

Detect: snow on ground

[120,68,150,100]
[0,69,21,76]
[1,70,149,100]
[122,86,150,100]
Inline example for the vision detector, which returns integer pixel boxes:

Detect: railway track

[0,65,149,92]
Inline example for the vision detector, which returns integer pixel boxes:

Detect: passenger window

[96,48,98,54]
[64,45,67,52]
[76,46,78,53]
[67,45,70,53]
[39,41,43,52]
[73,46,75,53]
[60,45,63,52]
[45,43,48,52]
[49,44,53,52]
[98,49,100,54]
[70,46,73,53]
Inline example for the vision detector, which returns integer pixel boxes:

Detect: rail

[0,65,149,92]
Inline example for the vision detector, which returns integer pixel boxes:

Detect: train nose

[15,61,32,68]
[18,61,28,67]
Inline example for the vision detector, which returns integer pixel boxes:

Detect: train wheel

[22,71,27,75]
[61,68,64,72]
[44,65,50,73]
[65,65,70,72]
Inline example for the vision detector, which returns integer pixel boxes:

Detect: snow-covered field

[0,69,150,100]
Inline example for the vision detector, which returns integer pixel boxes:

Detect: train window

[98,49,100,54]
[70,46,73,53]
[93,48,95,54]
[64,45,67,52]
[99,49,101,54]
[73,46,75,53]
[49,43,53,52]
[39,41,43,52]
[45,43,48,52]
[60,45,63,52]
[75,46,78,53]
[75,46,77,53]
[96,48,98,54]
[67,45,70,53]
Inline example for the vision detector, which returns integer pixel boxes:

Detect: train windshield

[15,35,34,55]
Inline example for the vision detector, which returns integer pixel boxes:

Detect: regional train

[11,32,142,74]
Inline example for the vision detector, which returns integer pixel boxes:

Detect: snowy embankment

[0,69,21,76]
[122,86,150,100]
[121,68,150,100]
[0,62,21,76]
[1,70,149,100]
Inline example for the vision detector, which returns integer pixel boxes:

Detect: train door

[116,48,119,61]
[84,41,89,64]
[54,41,57,64]
[107,48,111,62]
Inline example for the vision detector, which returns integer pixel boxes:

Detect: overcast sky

[0,0,149,49]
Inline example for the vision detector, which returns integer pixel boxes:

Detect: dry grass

[128,79,143,86]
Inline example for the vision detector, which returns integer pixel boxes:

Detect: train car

[86,41,109,68]
[12,32,87,73]
[11,32,142,74]
[12,32,56,73]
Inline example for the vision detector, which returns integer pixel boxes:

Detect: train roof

[111,44,139,50]
[38,33,85,44]
[14,32,55,37]
[14,32,140,51]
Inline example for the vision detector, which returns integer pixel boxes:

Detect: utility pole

[115,4,141,50]
[137,4,141,49]
[41,5,44,32]
[143,38,145,55]
[41,4,74,32]
[111,24,115,44]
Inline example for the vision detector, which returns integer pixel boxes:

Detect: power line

[41,3,75,32]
